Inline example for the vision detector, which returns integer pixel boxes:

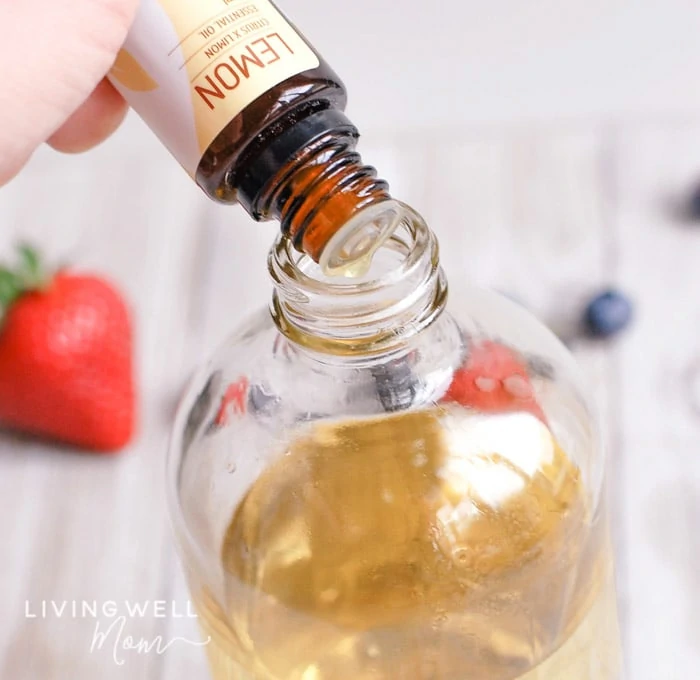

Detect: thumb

[0,0,138,185]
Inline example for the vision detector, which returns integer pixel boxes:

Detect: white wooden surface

[1,116,699,679]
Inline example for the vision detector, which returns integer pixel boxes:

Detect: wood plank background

[0,116,698,679]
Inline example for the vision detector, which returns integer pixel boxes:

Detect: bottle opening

[318,201,403,278]
[269,203,447,356]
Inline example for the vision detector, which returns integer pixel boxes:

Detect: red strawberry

[214,377,249,426]
[0,246,135,452]
[442,339,546,422]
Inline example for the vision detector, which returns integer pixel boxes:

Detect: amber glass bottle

[109,0,394,271]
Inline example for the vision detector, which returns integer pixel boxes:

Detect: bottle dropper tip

[319,201,402,278]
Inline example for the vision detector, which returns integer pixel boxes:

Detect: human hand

[0,0,138,186]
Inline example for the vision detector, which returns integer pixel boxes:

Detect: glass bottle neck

[243,110,400,273]
[268,203,448,357]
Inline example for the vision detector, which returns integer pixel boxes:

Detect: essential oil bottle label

[109,0,320,175]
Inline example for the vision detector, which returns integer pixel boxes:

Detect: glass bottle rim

[268,201,449,356]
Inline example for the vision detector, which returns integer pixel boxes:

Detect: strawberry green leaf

[16,243,46,290]
[0,267,21,312]
[18,244,40,277]
[0,245,54,324]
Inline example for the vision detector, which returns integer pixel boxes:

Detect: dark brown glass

[195,59,346,203]
[194,23,391,263]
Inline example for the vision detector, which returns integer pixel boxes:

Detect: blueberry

[687,183,700,221]
[584,290,633,338]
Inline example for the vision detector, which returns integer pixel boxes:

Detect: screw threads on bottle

[255,126,391,264]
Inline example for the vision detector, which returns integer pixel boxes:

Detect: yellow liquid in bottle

[196,407,621,679]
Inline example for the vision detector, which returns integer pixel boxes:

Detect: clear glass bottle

[167,207,623,679]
